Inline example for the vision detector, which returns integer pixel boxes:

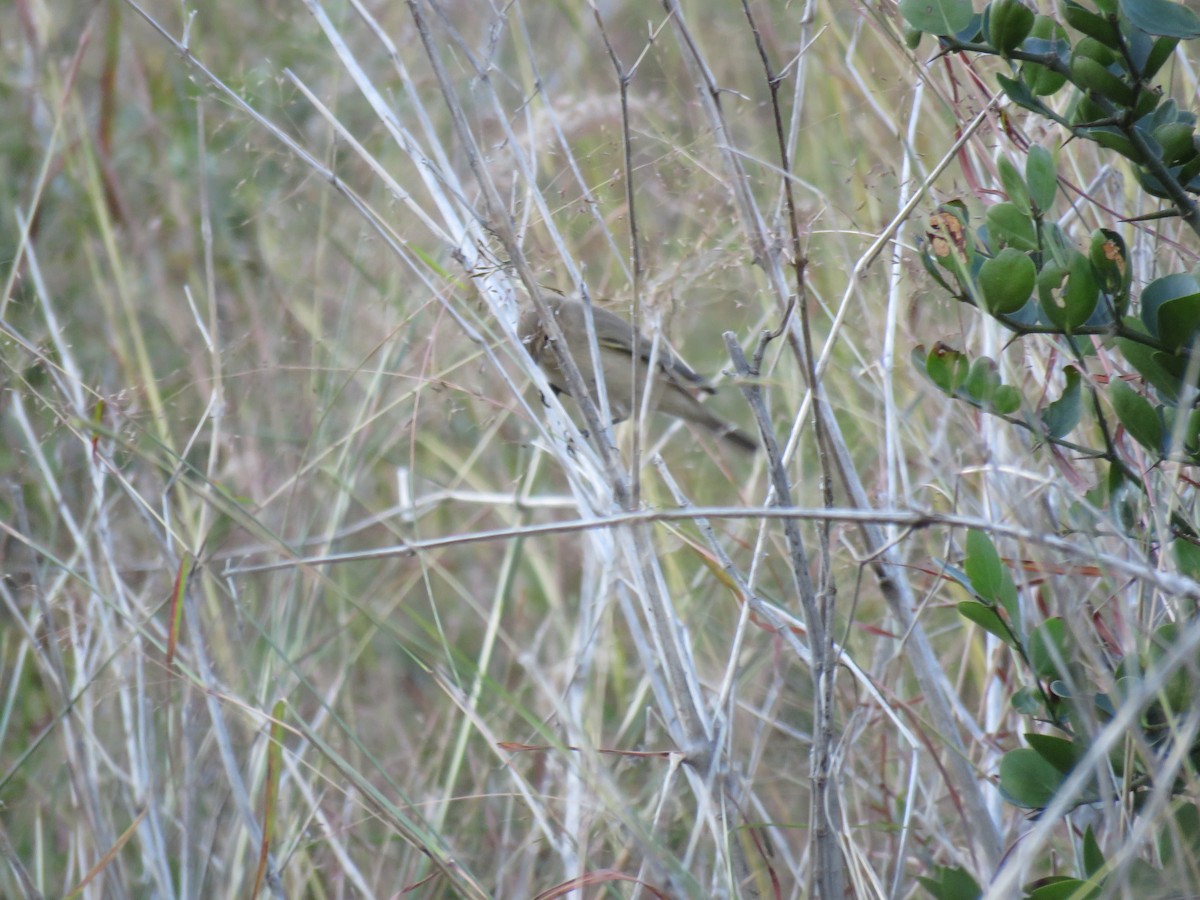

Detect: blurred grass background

[1,0,1172,896]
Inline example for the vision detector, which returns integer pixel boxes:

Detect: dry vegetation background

[1,0,1197,897]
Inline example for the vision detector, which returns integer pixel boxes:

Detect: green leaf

[1108,462,1144,534]
[1026,144,1058,210]
[1126,859,1176,893]
[1022,60,1070,96]
[1150,290,1200,357]
[1027,878,1098,900]
[1012,686,1040,714]
[916,865,982,900]
[1029,617,1071,680]
[1146,622,1180,668]
[979,248,1037,314]
[1142,273,1200,341]
[1185,408,1200,454]
[1147,622,1199,715]
[928,206,975,280]
[1138,96,1182,133]
[1088,228,1130,311]
[1156,294,1200,353]
[963,357,1003,405]
[985,0,1036,55]
[997,74,1065,121]
[1042,365,1082,438]
[1020,17,1071,94]
[900,0,975,34]
[965,529,1004,602]
[1063,1,1121,47]
[1111,379,1163,452]
[958,359,1022,415]
[925,343,970,394]
[1120,0,1200,38]
[1132,162,1185,198]
[1071,90,1108,126]
[1173,537,1200,580]
[1116,328,1180,402]
[991,384,1022,415]
[1181,151,1200,187]
[1160,802,1200,865]
[938,559,974,595]
[1143,35,1180,78]
[1038,251,1098,331]
[998,155,1030,214]
[958,601,1016,646]
[1049,679,1073,699]
[1070,54,1136,107]
[1152,121,1197,165]
[1082,825,1106,877]
[986,202,1038,251]
[1136,86,1166,122]
[1083,125,1144,163]
[999,747,1065,808]
[1076,34,1121,66]
[921,245,959,294]
[1025,732,1081,774]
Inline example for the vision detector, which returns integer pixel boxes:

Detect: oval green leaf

[998,155,1030,213]
[1039,251,1098,330]
[958,601,1016,646]
[1141,272,1200,339]
[964,529,1004,601]
[1029,617,1071,680]
[1144,35,1180,78]
[925,343,970,394]
[999,747,1065,809]
[1042,365,1082,438]
[900,0,975,34]
[964,357,1002,406]
[1120,0,1200,38]
[1026,144,1058,211]
[986,0,1036,55]
[1152,121,1197,165]
[986,202,1038,251]
[979,248,1036,314]
[1063,1,1121,46]
[1089,227,1130,309]
[1111,379,1163,452]
[992,384,1022,415]
[1070,54,1136,107]
[1020,17,1071,94]
[915,866,983,900]
[1025,732,1081,774]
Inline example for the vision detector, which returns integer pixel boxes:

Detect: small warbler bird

[518,294,756,452]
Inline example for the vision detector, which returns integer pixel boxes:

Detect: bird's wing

[589,306,714,394]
